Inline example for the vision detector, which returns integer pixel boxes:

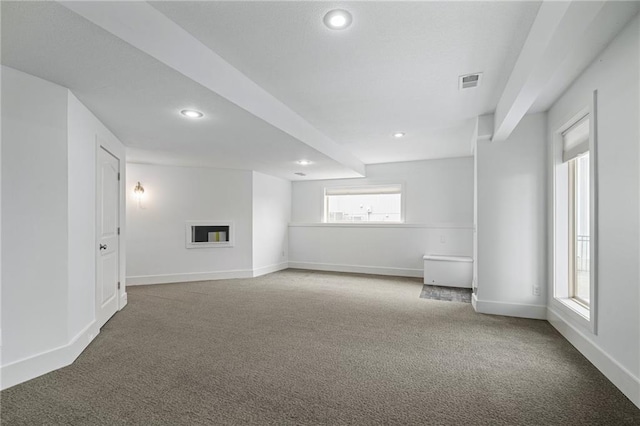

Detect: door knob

[99,244,107,250]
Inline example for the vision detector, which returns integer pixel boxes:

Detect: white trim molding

[126,264,292,286]
[120,292,128,310]
[550,93,599,335]
[126,269,254,286]
[471,293,478,311]
[1,321,99,390]
[253,262,289,278]
[288,261,423,278]
[548,308,640,409]
[289,222,474,230]
[472,298,547,320]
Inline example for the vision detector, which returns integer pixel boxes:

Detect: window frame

[550,92,598,335]
[323,182,405,224]
[567,154,590,308]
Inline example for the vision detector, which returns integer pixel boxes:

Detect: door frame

[95,136,127,316]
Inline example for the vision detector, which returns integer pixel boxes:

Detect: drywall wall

[0,61,3,364]
[290,224,473,277]
[292,158,473,224]
[472,123,479,292]
[66,93,94,340]
[475,113,547,319]
[2,66,69,365]
[1,67,127,389]
[67,91,127,338]
[289,158,474,277]
[126,164,254,284]
[547,14,639,406]
[252,172,291,275]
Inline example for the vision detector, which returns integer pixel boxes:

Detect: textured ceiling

[1,1,359,180]
[529,0,640,113]
[150,1,541,163]
[4,1,635,179]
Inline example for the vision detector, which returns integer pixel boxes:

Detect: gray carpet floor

[2,269,639,425]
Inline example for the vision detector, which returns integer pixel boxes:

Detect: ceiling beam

[492,0,606,142]
[477,114,494,142]
[59,1,366,176]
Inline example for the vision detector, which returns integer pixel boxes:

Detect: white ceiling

[150,1,541,164]
[529,0,640,113]
[2,1,637,180]
[1,1,362,180]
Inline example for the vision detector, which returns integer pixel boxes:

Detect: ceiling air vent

[294,172,306,177]
[459,73,483,90]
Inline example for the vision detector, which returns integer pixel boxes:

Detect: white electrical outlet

[533,286,541,296]
[440,235,446,243]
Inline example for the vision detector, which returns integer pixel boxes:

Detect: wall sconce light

[133,182,145,197]
[133,181,145,207]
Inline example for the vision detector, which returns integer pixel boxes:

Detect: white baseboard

[126,269,254,286]
[253,262,289,278]
[547,307,640,409]
[288,261,423,278]
[472,298,547,319]
[1,321,99,390]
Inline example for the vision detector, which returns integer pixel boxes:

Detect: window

[569,152,590,307]
[324,184,402,223]
[553,110,596,330]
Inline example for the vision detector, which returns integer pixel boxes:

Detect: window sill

[556,297,590,320]
[551,296,596,335]
[288,222,474,229]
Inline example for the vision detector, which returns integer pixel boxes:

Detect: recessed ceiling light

[297,160,312,166]
[323,9,353,30]
[181,109,203,119]
[393,132,406,138]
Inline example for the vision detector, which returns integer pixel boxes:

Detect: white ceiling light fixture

[180,109,204,119]
[323,9,353,30]
[393,132,406,139]
[297,159,312,165]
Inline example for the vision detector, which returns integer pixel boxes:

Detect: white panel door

[97,146,120,328]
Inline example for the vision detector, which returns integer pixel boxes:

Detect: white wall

[289,158,474,277]
[546,14,639,405]
[472,124,479,292]
[0,57,3,366]
[475,113,547,319]
[293,158,473,224]
[1,67,127,389]
[252,172,291,275]
[67,93,95,340]
[126,164,254,284]
[67,92,127,338]
[2,66,69,365]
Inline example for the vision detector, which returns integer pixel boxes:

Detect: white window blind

[325,184,403,223]
[563,115,589,162]
[325,184,402,196]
